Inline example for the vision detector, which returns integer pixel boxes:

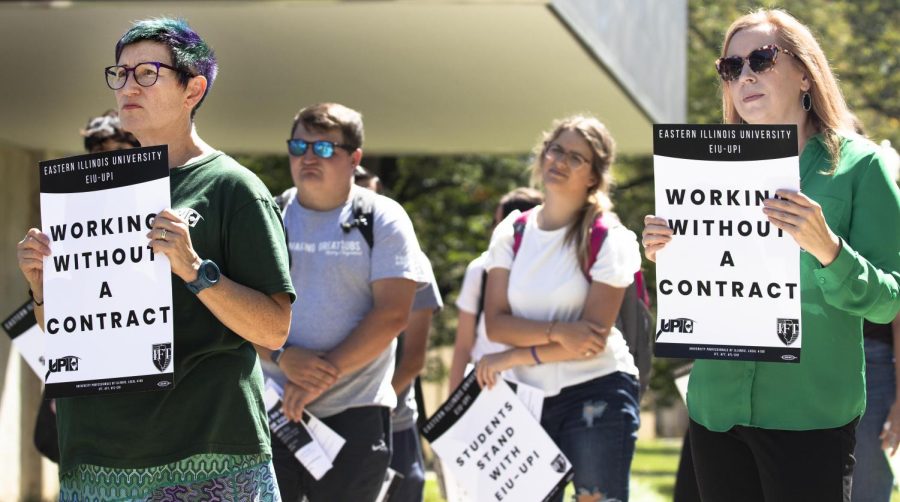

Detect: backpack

[511,209,654,396]
[475,269,488,327]
[274,186,375,249]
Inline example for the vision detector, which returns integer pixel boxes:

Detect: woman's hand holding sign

[147,209,202,282]
[641,215,673,263]
[644,194,841,269]
[16,229,51,301]
[762,191,841,267]
[476,351,519,390]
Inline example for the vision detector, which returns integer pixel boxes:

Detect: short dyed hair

[290,103,364,150]
[81,109,140,152]
[115,18,217,119]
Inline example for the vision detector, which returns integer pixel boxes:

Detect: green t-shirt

[688,133,900,432]
[56,152,295,473]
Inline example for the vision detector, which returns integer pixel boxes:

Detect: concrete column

[0,142,58,501]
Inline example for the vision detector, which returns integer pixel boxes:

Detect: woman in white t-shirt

[477,115,642,502]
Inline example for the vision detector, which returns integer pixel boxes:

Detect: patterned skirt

[59,453,280,502]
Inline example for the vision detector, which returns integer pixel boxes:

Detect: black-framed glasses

[715,44,800,82]
[544,142,590,170]
[104,62,182,90]
[287,139,356,159]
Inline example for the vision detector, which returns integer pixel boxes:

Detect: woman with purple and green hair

[16,17,295,501]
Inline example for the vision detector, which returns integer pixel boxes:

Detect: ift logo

[153,343,173,372]
[657,318,695,339]
[45,355,80,382]
[777,318,800,346]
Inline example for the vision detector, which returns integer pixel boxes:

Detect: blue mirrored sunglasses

[286,139,355,159]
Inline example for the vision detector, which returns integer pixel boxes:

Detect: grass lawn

[630,437,681,500]
[425,437,900,500]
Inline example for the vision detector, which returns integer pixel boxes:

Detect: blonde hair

[720,9,854,172]
[530,115,616,271]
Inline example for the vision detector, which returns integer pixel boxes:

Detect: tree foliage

[688,0,900,145]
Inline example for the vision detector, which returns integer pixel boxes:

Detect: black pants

[34,393,59,463]
[272,406,392,502]
[689,418,857,502]
[674,430,701,502]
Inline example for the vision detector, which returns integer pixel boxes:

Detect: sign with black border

[40,145,174,396]
[653,125,802,363]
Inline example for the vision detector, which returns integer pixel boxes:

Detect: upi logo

[45,355,80,382]
[656,318,696,339]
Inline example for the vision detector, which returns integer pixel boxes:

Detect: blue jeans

[388,426,425,502]
[853,338,896,502]
[541,372,640,502]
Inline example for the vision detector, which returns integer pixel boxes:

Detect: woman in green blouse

[642,9,900,501]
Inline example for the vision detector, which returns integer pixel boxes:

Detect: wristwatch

[185,259,221,294]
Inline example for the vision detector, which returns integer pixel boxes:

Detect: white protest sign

[507,379,545,422]
[40,146,173,397]
[3,300,44,377]
[421,372,572,502]
[264,380,334,480]
[375,468,404,502]
[653,124,802,363]
[303,411,346,462]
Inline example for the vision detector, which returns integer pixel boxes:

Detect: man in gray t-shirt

[259,103,425,502]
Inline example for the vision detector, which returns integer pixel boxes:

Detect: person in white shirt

[448,187,542,392]
[477,115,642,502]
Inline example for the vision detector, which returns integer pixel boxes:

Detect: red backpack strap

[584,214,609,280]
[511,209,531,258]
[634,270,652,307]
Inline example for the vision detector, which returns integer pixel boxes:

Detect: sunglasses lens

[748,48,777,73]
[717,57,743,81]
[313,141,335,159]
[288,140,308,156]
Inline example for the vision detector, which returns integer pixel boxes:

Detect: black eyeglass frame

[714,44,801,82]
[104,61,186,90]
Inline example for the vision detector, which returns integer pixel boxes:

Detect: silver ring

[160,228,167,240]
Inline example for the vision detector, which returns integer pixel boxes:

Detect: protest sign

[421,372,572,502]
[653,124,801,362]
[2,300,43,377]
[40,145,173,397]
[264,379,345,480]
[375,468,404,502]
[506,379,544,422]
